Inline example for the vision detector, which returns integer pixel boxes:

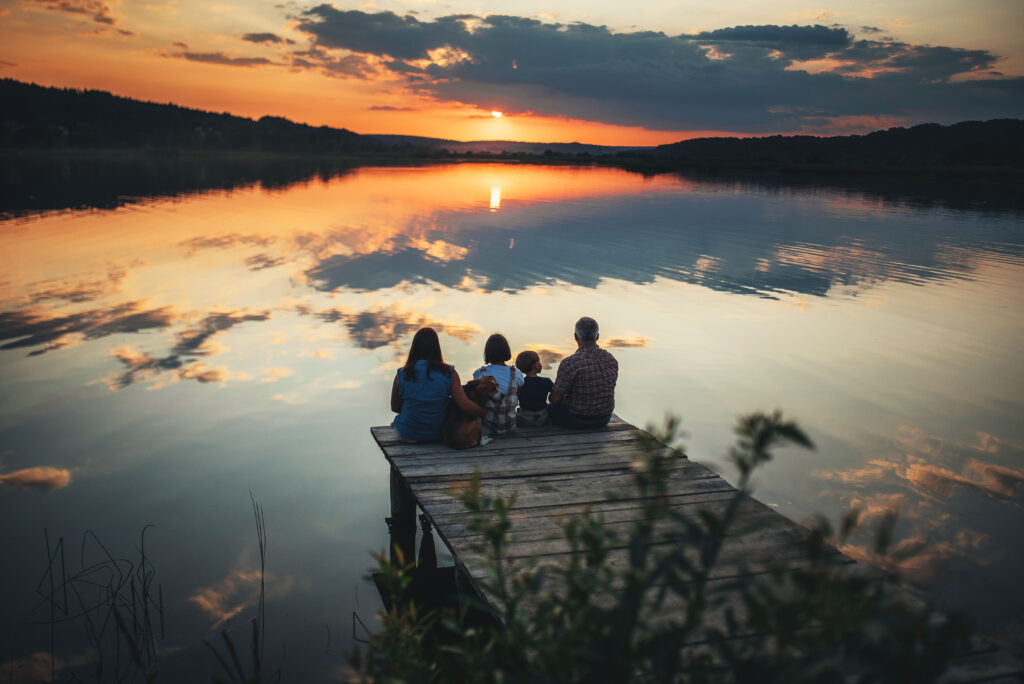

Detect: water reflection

[1,161,1022,675]
[309,304,480,351]
[0,154,358,220]
[814,423,1024,651]
[0,466,71,491]
[0,303,175,356]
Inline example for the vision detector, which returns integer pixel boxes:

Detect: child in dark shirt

[515,350,553,427]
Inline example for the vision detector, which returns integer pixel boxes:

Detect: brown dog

[441,376,499,449]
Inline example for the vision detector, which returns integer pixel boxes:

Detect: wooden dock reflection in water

[371,415,1023,681]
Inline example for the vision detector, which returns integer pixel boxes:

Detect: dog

[441,376,499,449]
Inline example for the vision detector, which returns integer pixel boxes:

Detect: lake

[1,158,1022,680]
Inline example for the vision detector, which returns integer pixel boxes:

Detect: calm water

[1,160,1022,680]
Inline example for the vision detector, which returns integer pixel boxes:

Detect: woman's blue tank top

[393,360,452,441]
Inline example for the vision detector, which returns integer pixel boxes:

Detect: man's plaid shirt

[553,344,618,417]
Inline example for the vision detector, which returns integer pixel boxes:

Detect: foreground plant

[352,411,971,683]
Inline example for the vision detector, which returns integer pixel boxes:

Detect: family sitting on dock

[390,316,619,446]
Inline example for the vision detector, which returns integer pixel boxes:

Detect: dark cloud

[242,32,285,44]
[180,52,274,67]
[292,9,1024,132]
[288,46,374,78]
[23,0,116,26]
[368,105,418,111]
[172,41,188,49]
[0,302,175,355]
[695,24,851,60]
[244,253,286,271]
[0,60,17,67]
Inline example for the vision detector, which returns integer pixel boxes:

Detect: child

[515,350,553,427]
[473,333,524,436]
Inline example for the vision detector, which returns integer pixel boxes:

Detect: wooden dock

[371,415,1023,681]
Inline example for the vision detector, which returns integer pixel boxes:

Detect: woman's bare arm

[451,371,486,417]
[391,375,402,413]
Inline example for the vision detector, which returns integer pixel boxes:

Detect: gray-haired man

[550,316,618,428]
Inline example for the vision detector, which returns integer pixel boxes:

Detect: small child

[515,350,553,427]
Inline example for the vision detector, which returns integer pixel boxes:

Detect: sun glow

[491,111,503,118]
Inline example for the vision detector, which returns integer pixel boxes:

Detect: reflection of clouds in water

[818,426,1024,505]
[190,569,261,629]
[174,311,271,356]
[102,310,271,390]
[179,233,276,256]
[905,460,1024,502]
[0,466,72,491]
[535,349,566,370]
[297,192,1016,299]
[309,304,479,350]
[104,347,250,391]
[0,652,93,682]
[816,425,1024,583]
[0,302,175,356]
[261,367,293,383]
[25,265,128,306]
[605,337,649,349]
[190,561,299,629]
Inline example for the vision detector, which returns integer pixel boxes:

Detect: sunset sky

[1,0,1021,145]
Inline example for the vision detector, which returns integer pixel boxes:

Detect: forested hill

[655,119,1024,167]
[3,78,1022,168]
[0,78,382,153]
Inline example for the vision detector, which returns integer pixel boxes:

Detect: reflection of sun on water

[490,185,501,211]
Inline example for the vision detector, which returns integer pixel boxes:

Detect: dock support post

[389,466,416,566]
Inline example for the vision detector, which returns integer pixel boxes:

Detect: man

[550,316,618,428]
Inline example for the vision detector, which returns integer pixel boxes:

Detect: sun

[491,111,503,118]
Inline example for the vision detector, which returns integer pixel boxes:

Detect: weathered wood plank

[438,496,781,542]
[430,490,741,532]
[382,430,644,459]
[411,463,719,503]
[371,414,633,447]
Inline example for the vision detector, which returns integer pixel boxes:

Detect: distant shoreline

[3,146,1022,182]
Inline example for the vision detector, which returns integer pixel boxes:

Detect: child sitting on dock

[515,350,553,427]
[473,333,525,436]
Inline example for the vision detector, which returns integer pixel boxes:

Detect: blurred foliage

[350,411,972,683]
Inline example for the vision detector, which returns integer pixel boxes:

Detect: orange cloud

[22,0,118,26]
[189,568,263,628]
[604,337,649,349]
[0,466,72,491]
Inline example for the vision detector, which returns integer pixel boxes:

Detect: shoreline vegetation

[3,78,1023,182]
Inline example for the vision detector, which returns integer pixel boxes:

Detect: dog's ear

[464,379,478,393]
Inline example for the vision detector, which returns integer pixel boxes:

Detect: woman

[391,327,486,442]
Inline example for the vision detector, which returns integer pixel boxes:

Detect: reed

[26,525,164,682]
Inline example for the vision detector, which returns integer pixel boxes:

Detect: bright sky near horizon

[1,0,1021,145]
